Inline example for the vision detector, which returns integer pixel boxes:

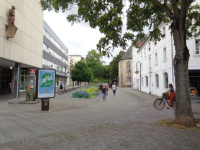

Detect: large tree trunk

[172,15,196,127]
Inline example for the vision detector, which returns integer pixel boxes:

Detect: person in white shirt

[112,82,117,96]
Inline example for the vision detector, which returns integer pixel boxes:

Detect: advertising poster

[38,70,55,98]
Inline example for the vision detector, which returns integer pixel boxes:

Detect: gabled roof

[120,44,133,60]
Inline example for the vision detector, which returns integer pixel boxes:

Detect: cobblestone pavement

[0,88,200,150]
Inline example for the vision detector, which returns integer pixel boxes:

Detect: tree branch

[171,0,180,16]
[149,0,172,18]
[186,0,195,12]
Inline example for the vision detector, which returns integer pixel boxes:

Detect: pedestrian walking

[105,81,109,95]
[59,78,63,92]
[101,84,107,101]
[98,83,103,100]
[112,82,117,96]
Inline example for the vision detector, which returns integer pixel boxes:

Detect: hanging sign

[37,70,55,98]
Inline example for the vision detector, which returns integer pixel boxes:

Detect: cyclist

[163,83,176,109]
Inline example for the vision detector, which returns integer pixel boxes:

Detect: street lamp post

[135,61,141,91]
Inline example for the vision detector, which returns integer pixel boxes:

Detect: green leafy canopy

[40,0,200,51]
[70,60,92,83]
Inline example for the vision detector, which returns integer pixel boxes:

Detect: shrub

[72,86,98,99]
[72,91,90,98]
[82,86,98,98]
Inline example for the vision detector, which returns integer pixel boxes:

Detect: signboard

[30,70,35,73]
[37,70,55,98]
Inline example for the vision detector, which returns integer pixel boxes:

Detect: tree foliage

[40,0,200,47]
[71,61,92,83]
[86,50,104,80]
[108,51,125,82]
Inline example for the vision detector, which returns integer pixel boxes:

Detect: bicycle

[154,94,176,110]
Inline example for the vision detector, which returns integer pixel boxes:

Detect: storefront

[20,69,29,91]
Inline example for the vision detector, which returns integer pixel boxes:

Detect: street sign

[37,70,55,99]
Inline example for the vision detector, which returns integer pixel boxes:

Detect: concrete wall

[0,0,43,68]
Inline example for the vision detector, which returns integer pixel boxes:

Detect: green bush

[82,86,98,98]
[72,91,90,98]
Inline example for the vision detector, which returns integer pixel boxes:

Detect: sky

[44,10,123,65]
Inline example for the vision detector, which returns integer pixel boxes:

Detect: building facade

[118,45,133,87]
[0,0,43,97]
[43,21,69,90]
[67,55,83,85]
[132,22,200,96]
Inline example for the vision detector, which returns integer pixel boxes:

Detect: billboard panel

[37,70,55,98]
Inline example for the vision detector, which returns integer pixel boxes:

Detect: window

[145,76,148,87]
[142,77,143,86]
[195,40,199,54]
[163,47,167,62]
[45,31,50,40]
[149,56,152,72]
[126,77,131,82]
[155,74,159,88]
[43,29,45,35]
[43,44,47,51]
[127,61,130,73]
[164,73,168,88]
[155,53,158,65]
[144,47,146,58]
[162,26,166,37]
[149,43,151,51]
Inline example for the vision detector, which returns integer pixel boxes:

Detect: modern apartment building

[132,22,200,96]
[0,0,43,98]
[43,21,69,89]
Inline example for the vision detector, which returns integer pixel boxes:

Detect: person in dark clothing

[101,84,107,101]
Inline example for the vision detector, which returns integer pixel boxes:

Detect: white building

[132,22,200,96]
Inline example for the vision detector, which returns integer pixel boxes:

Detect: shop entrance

[0,69,12,93]
[20,70,28,91]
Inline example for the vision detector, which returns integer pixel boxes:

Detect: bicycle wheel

[154,98,165,110]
